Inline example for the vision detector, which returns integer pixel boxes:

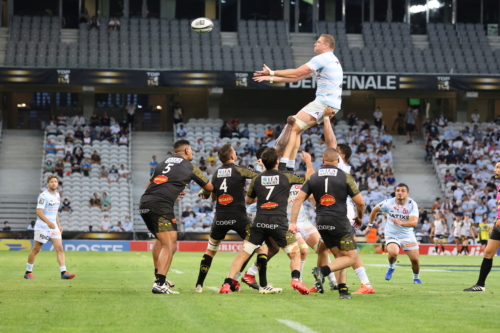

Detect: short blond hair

[320,34,335,50]
[46,175,59,184]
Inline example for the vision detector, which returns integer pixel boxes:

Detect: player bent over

[219,148,314,295]
[291,148,366,299]
[140,140,213,294]
[253,34,342,171]
[365,183,422,284]
[464,161,500,292]
[25,175,76,280]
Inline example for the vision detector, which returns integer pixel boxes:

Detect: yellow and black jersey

[141,156,209,205]
[301,165,359,222]
[247,170,305,217]
[211,163,259,213]
[478,222,490,241]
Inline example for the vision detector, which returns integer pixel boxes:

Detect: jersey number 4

[220,178,228,193]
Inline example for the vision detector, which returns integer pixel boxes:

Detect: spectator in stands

[182,212,198,229]
[201,215,213,229]
[233,142,244,156]
[100,215,111,232]
[46,120,58,136]
[195,139,205,152]
[471,109,480,123]
[83,131,92,145]
[73,113,86,127]
[44,160,55,174]
[265,126,274,138]
[108,165,119,182]
[405,108,417,144]
[367,173,379,190]
[90,112,100,127]
[58,198,72,212]
[427,124,439,141]
[99,127,112,142]
[64,132,74,145]
[101,192,112,211]
[240,124,249,138]
[212,138,222,152]
[149,155,158,175]
[44,139,56,155]
[109,221,124,232]
[53,140,64,156]
[99,165,108,179]
[220,121,232,139]
[386,172,396,186]
[54,158,64,177]
[90,193,102,208]
[347,112,357,126]
[176,124,187,138]
[87,126,97,142]
[90,150,101,165]
[181,206,194,219]
[3,221,10,231]
[173,103,183,124]
[63,151,74,164]
[374,107,383,129]
[81,157,92,176]
[118,164,130,180]
[89,15,100,30]
[79,8,90,23]
[101,112,111,127]
[108,17,120,31]
[121,216,133,232]
[74,127,84,141]
[207,160,217,176]
[57,113,67,126]
[443,169,454,183]
[110,122,120,135]
[206,151,216,164]
[304,139,314,154]
[118,134,129,146]
[73,148,84,164]
[71,158,81,173]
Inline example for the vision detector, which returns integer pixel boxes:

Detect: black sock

[156,274,166,285]
[477,258,493,287]
[257,254,268,287]
[291,269,301,280]
[224,277,233,286]
[154,268,158,277]
[278,162,287,171]
[338,283,348,294]
[26,271,31,274]
[320,265,332,278]
[286,167,293,172]
[61,271,66,275]
[441,245,445,252]
[435,246,439,253]
[196,254,213,287]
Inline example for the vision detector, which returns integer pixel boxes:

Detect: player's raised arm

[254,64,313,79]
[301,151,315,179]
[245,177,257,205]
[322,107,336,149]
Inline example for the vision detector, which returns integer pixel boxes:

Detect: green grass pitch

[1,251,499,333]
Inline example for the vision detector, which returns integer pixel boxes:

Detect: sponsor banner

[418,244,489,256]
[36,240,130,251]
[0,68,498,91]
[129,241,243,252]
[0,239,32,251]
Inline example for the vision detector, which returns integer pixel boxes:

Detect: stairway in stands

[131,131,174,231]
[0,130,44,229]
[290,33,317,67]
[391,135,442,208]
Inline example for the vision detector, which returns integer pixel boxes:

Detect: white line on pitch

[277,319,319,333]
[170,269,184,274]
[207,287,220,292]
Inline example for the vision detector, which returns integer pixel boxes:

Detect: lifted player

[24,175,76,280]
[140,139,213,294]
[464,161,500,292]
[365,184,422,284]
[219,148,314,295]
[253,34,342,171]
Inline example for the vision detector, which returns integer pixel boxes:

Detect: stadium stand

[40,116,133,231]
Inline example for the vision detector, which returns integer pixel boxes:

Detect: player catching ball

[24,175,76,280]
[464,162,500,292]
[253,34,342,171]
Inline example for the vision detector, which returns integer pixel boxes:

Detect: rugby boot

[61,272,76,279]
[311,267,325,294]
[328,279,339,291]
[152,283,179,294]
[241,273,260,290]
[259,285,283,294]
[339,286,353,300]
[194,284,203,293]
[24,272,35,279]
[166,278,176,288]
[352,284,375,294]
[230,280,241,292]
[385,267,395,281]
[219,283,231,294]
[413,279,423,284]
[463,284,485,292]
[291,279,310,295]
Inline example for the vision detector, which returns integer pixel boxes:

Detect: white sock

[388,261,396,269]
[59,266,67,273]
[26,263,34,272]
[286,160,295,169]
[234,272,242,280]
[247,263,258,276]
[325,256,336,283]
[413,273,420,279]
[279,157,289,164]
[300,261,306,279]
[354,267,370,285]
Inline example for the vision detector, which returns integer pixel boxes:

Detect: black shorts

[479,240,488,246]
[209,212,251,241]
[491,227,500,241]
[316,216,357,251]
[246,215,296,249]
[433,235,444,240]
[406,123,415,132]
[139,201,177,235]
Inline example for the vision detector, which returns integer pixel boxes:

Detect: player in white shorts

[253,34,342,172]
[430,211,447,255]
[24,175,76,280]
[365,183,422,284]
[460,213,474,255]
[451,213,463,255]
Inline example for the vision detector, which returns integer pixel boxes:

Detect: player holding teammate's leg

[140,140,213,294]
[291,148,366,299]
[24,175,76,280]
[253,34,342,171]
[365,184,422,284]
[464,162,500,292]
[194,144,261,293]
[220,148,314,295]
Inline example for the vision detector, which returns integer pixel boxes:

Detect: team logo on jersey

[171,218,177,224]
[166,157,183,164]
[260,202,278,209]
[402,208,408,214]
[318,169,338,177]
[319,194,336,206]
[217,168,232,178]
[218,194,233,205]
[153,175,168,184]
[393,206,398,210]
[261,176,279,186]
[39,198,45,204]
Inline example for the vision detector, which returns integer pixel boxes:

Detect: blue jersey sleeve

[306,53,326,72]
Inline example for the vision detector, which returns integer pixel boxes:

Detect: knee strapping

[313,240,323,253]
[284,242,299,254]
[293,116,310,131]
[207,240,219,252]
[299,243,309,251]
[243,241,261,255]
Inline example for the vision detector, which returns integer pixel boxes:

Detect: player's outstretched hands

[324,106,334,118]
[496,219,500,228]
[288,223,298,235]
[46,222,56,229]
[176,191,186,201]
[253,76,270,82]
[254,64,271,77]
[300,151,312,164]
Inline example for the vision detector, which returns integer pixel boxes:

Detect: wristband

[270,70,275,77]
[367,223,373,227]
[323,116,329,121]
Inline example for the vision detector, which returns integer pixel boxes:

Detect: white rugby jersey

[35,190,60,230]
[378,197,419,238]
[461,219,472,236]
[452,220,462,236]
[338,155,355,221]
[433,219,445,235]
[286,184,310,224]
[246,203,257,220]
[306,52,343,109]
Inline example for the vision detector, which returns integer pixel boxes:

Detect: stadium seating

[41,117,133,231]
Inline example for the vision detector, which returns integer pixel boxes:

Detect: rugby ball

[191,17,214,33]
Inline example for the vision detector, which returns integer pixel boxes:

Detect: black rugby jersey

[211,163,259,213]
[140,156,209,205]
[247,170,305,217]
[301,165,359,221]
